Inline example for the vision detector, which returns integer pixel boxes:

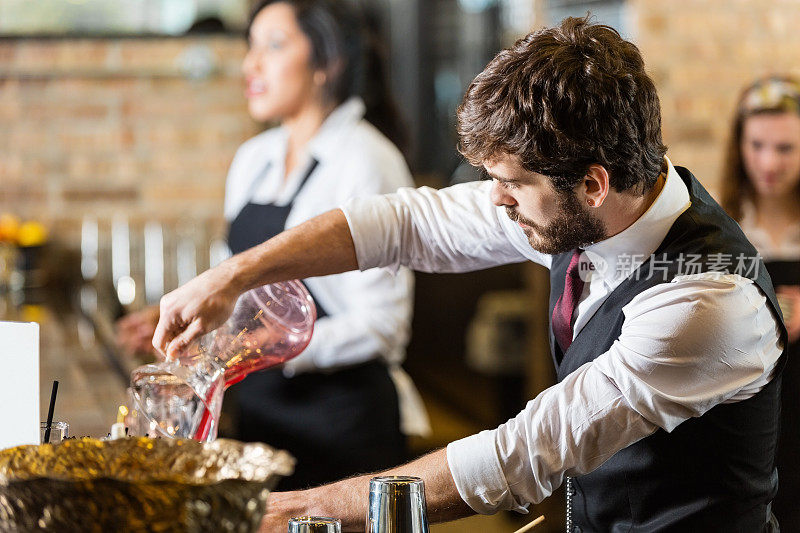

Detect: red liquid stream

[193,352,296,440]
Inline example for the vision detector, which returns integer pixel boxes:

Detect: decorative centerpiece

[0,437,294,532]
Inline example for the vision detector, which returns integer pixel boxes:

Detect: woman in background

[118,0,428,490]
[720,76,800,529]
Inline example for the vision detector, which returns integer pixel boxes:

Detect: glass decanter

[127,281,316,441]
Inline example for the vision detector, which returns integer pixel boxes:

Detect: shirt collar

[583,157,691,286]
[307,97,366,163]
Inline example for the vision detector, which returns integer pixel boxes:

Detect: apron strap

[286,158,320,204]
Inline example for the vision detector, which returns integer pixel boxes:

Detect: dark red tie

[552,249,586,353]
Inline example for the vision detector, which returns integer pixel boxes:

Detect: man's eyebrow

[482,169,519,183]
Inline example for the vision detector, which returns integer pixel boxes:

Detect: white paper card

[0,321,39,449]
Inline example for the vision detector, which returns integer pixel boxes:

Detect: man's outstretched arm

[259,448,474,532]
[153,209,356,358]
[153,181,532,358]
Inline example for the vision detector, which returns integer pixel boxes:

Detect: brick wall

[3,2,800,249]
[630,0,800,193]
[0,36,257,250]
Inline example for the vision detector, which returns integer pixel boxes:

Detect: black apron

[226,158,405,490]
[767,259,800,531]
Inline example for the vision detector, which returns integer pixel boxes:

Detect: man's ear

[581,164,610,208]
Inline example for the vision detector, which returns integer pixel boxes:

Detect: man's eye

[503,181,519,190]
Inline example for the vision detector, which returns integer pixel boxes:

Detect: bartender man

[154,17,786,532]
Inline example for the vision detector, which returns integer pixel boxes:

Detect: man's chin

[526,237,568,255]
[527,234,601,255]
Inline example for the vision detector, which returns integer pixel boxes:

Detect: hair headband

[740,77,800,114]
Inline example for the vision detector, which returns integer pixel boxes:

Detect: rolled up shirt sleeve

[447,273,783,514]
[341,181,544,273]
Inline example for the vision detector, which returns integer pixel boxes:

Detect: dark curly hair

[457,16,667,193]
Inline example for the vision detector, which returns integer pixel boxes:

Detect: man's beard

[506,191,607,255]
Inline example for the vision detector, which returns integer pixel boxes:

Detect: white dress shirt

[342,158,783,513]
[225,97,430,436]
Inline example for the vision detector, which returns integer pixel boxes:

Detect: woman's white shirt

[224,98,429,435]
[739,201,800,261]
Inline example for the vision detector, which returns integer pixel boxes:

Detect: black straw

[43,380,59,443]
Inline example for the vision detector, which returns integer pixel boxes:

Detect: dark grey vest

[548,167,787,532]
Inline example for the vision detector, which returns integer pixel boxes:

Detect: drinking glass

[40,421,69,443]
[287,516,342,533]
[367,476,429,533]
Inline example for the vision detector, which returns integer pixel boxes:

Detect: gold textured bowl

[0,437,294,533]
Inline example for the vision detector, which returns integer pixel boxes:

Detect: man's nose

[489,181,516,207]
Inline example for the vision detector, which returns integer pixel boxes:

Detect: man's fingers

[166,319,207,359]
[152,278,234,359]
[152,311,181,356]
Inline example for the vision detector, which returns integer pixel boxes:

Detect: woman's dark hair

[719,76,800,221]
[247,0,408,154]
[457,16,667,194]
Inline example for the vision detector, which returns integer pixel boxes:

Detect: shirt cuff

[446,430,529,514]
[341,196,402,273]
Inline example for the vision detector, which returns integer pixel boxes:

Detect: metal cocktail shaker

[366,476,429,533]
[288,516,341,532]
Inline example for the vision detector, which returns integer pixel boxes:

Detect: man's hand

[152,261,243,358]
[259,480,369,532]
[259,449,474,532]
[258,490,318,532]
